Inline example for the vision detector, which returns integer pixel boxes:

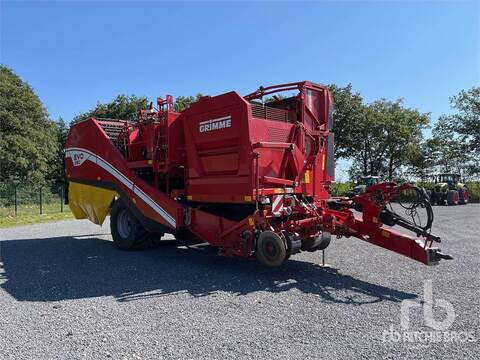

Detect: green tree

[367,99,429,180]
[330,84,429,180]
[427,118,470,174]
[72,95,149,123]
[445,87,480,155]
[0,65,57,185]
[436,87,480,177]
[174,93,203,112]
[406,140,435,182]
[329,84,367,160]
[47,117,69,187]
[73,93,204,122]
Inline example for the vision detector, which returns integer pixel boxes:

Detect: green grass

[0,203,74,228]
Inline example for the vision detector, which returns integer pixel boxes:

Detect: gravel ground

[0,204,479,359]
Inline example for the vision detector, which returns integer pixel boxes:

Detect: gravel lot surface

[1,205,479,359]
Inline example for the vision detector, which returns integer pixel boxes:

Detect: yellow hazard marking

[321,154,325,171]
[187,195,193,201]
[68,182,116,225]
[304,170,311,184]
[244,195,252,202]
[148,160,153,165]
[372,217,378,224]
[248,217,255,226]
[274,188,284,194]
[381,230,390,238]
[132,197,136,204]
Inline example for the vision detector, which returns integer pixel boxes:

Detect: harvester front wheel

[447,190,459,206]
[110,200,159,250]
[256,231,287,267]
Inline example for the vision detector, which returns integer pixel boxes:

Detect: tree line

[331,85,479,181]
[1,65,478,189]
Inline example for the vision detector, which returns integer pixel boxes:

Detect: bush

[331,182,354,197]
[465,181,480,203]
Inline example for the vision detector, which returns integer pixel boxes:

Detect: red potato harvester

[65,81,452,267]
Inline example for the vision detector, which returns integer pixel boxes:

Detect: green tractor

[428,173,469,206]
[346,175,380,198]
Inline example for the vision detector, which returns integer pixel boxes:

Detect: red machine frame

[65,81,451,267]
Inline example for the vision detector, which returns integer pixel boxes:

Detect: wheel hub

[117,209,132,239]
[256,231,287,267]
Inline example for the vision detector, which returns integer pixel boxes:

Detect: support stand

[319,249,331,268]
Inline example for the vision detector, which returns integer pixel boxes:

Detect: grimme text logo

[199,116,232,133]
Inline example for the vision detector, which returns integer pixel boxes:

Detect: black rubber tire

[315,233,331,251]
[426,190,433,203]
[431,192,443,205]
[301,232,331,252]
[459,188,469,205]
[255,231,287,267]
[447,190,459,206]
[110,200,161,250]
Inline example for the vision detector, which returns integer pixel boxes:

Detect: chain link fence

[0,182,66,218]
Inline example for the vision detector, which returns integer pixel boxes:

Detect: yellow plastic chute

[68,182,117,225]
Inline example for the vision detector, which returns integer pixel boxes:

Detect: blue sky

[1,1,479,130]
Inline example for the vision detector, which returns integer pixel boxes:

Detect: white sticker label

[69,150,89,167]
[199,116,232,133]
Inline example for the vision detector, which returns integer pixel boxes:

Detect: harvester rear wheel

[447,190,459,206]
[256,231,287,267]
[110,200,160,250]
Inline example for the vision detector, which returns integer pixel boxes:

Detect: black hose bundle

[391,185,434,231]
[380,185,436,239]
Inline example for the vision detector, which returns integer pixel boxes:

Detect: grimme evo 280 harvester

[65,81,452,267]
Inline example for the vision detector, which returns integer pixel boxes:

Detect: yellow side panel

[68,182,117,225]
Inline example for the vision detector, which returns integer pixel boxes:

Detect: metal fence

[0,182,66,217]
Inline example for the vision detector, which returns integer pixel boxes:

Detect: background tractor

[346,175,380,198]
[428,173,469,206]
